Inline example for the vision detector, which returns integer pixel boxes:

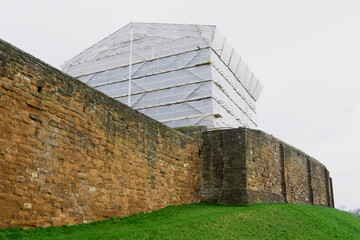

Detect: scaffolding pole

[128,25,133,106]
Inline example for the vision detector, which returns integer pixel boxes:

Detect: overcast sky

[1,0,359,210]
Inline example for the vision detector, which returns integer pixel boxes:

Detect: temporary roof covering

[62,22,263,129]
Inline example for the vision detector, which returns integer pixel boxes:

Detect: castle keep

[62,23,263,129]
[0,36,333,228]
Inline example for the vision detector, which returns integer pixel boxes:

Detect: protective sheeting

[77,48,211,88]
[157,98,257,129]
[62,23,214,76]
[92,65,212,98]
[138,98,213,125]
[211,27,263,101]
[210,51,256,112]
[62,22,263,129]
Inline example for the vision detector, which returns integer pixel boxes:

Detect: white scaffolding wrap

[62,22,263,129]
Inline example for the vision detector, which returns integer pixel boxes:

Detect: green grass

[1,203,359,240]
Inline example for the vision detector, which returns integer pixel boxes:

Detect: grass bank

[0,203,359,239]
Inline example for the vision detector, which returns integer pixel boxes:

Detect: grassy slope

[1,203,359,240]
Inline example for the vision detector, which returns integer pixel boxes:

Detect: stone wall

[201,129,334,208]
[0,38,334,229]
[0,39,201,228]
[200,129,248,204]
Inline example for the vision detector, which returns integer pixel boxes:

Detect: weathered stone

[200,129,334,208]
[23,203,32,210]
[0,38,333,230]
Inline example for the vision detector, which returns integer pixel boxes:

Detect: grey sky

[1,0,359,210]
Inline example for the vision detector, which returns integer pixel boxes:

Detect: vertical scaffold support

[128,25,133,106]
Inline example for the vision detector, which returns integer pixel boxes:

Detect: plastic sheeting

[62,23,214,76]
[62,23,262,129]
[78,48,211,88]
[211,27,263,100]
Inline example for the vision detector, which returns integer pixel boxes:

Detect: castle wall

[0,38,334,229]
[0,39,201,228]
[201,129,334,208]
[200,129,248,204]
[244,129,284,203]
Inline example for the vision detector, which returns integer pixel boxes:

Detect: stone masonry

[0,39,333,229]
[200,128,334,207]
[0,39,200,228]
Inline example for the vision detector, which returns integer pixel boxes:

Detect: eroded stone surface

[201,129,334,208]
[0,39,201,228]
[0,39,334,229]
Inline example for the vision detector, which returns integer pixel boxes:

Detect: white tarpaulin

[61,22,263,129]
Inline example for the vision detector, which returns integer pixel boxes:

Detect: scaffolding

[61,23,263,129]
